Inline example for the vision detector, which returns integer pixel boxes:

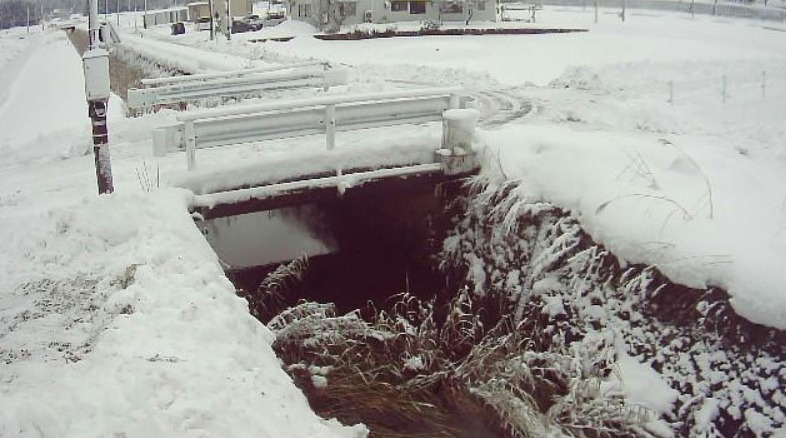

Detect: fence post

[185,121,197,170]
[325,104,336,150]
[449,93,460,109]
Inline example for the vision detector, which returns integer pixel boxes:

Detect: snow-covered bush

[443,175,786,436]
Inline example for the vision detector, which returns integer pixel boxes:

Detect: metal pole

[209,0,214,40]
[90,101,114,194]
[117,0,120,25]
[87,0,114,194]
[225,0,231,39]
[143,0,147,28]
[325,104,336,150]
[27,5,30,33]
[90,0,100,46]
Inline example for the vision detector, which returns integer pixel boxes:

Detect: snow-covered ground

[0,31,366,437]
[2,5,786,435]
[127,8,786,329]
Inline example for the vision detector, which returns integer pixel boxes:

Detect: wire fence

[518,0,786,22]
[660,68,785,106]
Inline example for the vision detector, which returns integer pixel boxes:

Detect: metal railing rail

[154,87,466,172]
[128,64,348,111]
[140,61,330,87]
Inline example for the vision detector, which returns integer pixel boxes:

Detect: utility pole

[84,0,114,194]
[225,0,231,40]
[209,0,215,40]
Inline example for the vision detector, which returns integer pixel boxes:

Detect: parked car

[171,22,186,35]
[231,19,249,33]
[196,16,211,31]
[243,14,264,31]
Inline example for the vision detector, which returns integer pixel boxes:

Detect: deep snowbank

[0,30,366,437]
[481,54,786,330]
[0,191,366,438]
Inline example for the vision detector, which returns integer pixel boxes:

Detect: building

[186,0,252,22]
[288,0,498,29]
[143,6,189,27]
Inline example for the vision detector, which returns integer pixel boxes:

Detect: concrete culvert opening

[198,182,512,437]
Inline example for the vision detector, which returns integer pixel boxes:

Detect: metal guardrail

[128,63,349,111]
[153,87,467,171]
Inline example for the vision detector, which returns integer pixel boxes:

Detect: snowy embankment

[119,33,263,73]
[0,28,43,111]
[126,8,786,330]
[0,31,365,437]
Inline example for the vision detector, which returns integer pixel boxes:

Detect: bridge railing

[153,87,469,172]
[128,63,349,111]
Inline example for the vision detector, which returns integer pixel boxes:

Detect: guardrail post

[325,104,336,150]
[449,93,460,109]
[185,121,197,171]
[437,109,480,176]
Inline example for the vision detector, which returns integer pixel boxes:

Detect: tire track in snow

[471,89,534,128]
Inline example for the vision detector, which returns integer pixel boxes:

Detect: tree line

[0,0,43,29]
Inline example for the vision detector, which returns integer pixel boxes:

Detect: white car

[196,16,211,31]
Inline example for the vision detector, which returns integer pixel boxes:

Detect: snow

[602,348,680,434]
[3,3,786,435]
[694,398,721,433]
[0,33,88,148]
[0,30,366,437]
[121,32,263,73]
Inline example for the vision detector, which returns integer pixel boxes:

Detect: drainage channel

[198,183,509,437]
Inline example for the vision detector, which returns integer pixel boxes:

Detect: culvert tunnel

[197,179,459,316]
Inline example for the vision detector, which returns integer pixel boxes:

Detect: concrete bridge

[151,86,483,220]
